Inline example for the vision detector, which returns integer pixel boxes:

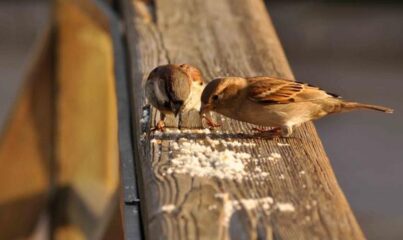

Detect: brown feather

[179,64,205,85]
[246,77,335,104]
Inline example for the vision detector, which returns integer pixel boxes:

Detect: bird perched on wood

[145,64,205,130]
[200,76,393,137]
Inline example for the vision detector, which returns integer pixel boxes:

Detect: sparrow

[145,64,205,130]
[200,76,393,137]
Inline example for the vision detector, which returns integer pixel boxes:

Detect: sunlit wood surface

[120,0,365,239]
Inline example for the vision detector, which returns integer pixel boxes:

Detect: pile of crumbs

[167,141,250,180]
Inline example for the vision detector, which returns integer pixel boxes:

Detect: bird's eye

[212,95,219,101]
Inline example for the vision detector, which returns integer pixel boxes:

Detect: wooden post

[119,0,365,239]
[51,0,121,239]
[0,24,54,240]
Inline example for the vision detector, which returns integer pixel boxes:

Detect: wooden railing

[119,0,365,239]
[0,0,365,239]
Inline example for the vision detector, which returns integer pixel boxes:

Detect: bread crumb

[166,141,250,179]
[277,202,295,212]
[140,108,150,124]
[161,204,176,213]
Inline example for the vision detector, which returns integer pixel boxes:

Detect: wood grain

[120,0,365,239]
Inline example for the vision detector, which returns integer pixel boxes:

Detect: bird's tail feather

[341,101,394,113]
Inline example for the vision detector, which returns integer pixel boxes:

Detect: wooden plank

[0,25,54,239]
[52,0,120,239]
[120,0,365,239]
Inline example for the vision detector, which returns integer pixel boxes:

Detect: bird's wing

[247,76,339,104]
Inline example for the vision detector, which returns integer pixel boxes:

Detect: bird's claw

[151,120,166,132]
[202,115,221,129]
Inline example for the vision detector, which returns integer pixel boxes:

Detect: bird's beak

[171,102,183,117]
[199,103,212,116]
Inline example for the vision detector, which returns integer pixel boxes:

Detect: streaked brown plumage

[200,76,393,137]
[145,64,205,130]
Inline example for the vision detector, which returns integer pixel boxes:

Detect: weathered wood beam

[120,0,365,239]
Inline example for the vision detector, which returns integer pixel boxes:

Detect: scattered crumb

[150,139,161,144]
[299,170,306,175]
[215,194,275,226]
[140,108,150,124]
[208,205,218,211]
[268,152,282,161]
[302,184,307,188]
[277,202,295,212]
[277,142,290,147]
[215,194,294,226]
[278,174,285,180]
[257,172,269,178]
[153,130,163,136]
[161,204,176,213]
[166,141,250,179]
[164,128,181,134]
[238,197,274,210]
[262,202,271,210]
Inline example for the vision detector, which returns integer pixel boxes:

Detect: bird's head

[147,64,204,116]
[200,77,247,115]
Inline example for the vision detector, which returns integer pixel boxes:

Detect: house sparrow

[145,64,205,130]
[200,76,393,137]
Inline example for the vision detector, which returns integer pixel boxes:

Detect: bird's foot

[151,120,166,132]
[202,115,221,129]
[252,127,282,138]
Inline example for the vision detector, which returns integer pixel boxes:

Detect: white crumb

[268,152,282,161]
[161,204,176,213]
[238,197,274,210]
[150,139,161,144]
[278,174,285,180]
[257,172,269,178]
[153,130,163,136]
[140,108,150,124]
[276,202,295,212]
[208,205,218,211]
[215,194,275,226]
[277,142,290,147]
[166,141,250,179]
[164,128,181,134]
[299,170,306,175]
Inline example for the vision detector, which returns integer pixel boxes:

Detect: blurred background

[0,0,402,239]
